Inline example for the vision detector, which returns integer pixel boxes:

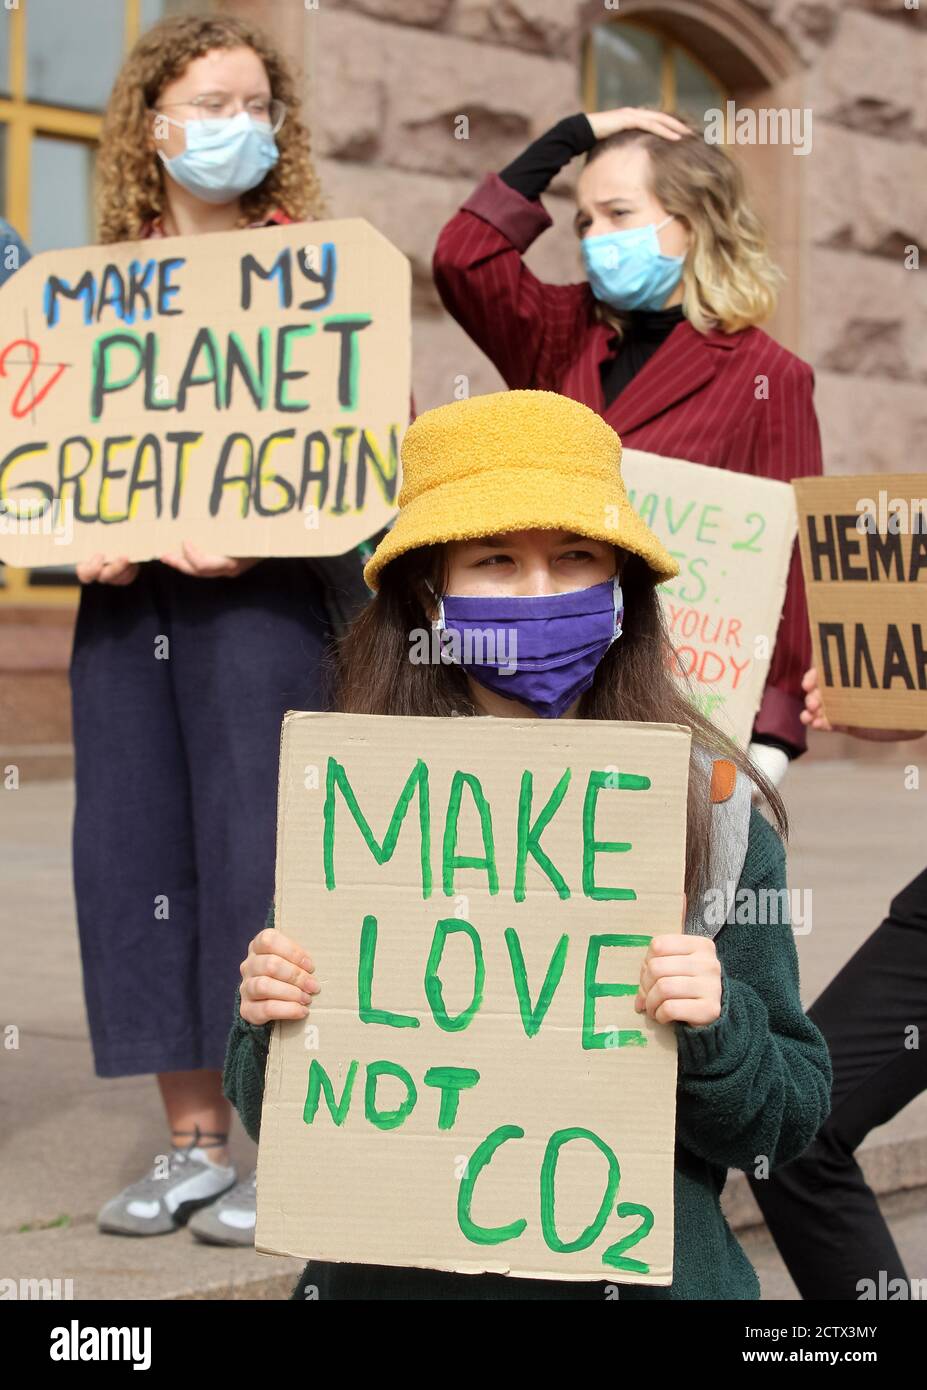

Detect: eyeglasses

[155,94,286,133]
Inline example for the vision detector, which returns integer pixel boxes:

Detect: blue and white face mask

[157,110,279,205]
[581,215,686,313]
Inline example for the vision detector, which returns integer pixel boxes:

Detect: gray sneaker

[97,1145,237,1237]
[188,1170,256,1246]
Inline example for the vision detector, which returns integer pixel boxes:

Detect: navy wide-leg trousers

[70,559,334,1077]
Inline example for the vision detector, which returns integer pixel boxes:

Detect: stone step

[723,1133,927,1230]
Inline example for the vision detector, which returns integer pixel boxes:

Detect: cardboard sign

[256,711,691,1285]
[793,474,927,729]
[0,219,410,566]
[620,450,798,746]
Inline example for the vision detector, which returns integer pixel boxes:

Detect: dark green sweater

[223,804,831,1300]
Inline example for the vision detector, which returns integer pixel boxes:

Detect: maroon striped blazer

[433,172,825,753]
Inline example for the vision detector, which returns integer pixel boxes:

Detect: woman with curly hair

[433,107,824,795]
[72,13,338,1247]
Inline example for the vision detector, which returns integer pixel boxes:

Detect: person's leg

[70,568,201,1077]
[168,559,333,1074]
[157,1072,231,1166]
[155,561,331,1244]
[71,571,237,1233]
[748,867,927,1299]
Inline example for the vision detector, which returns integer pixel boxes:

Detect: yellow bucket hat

[363,389,680,591]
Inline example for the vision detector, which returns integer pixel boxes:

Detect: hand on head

[586,109,692,143]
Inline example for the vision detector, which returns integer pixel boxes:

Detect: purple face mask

[434,576,624,719]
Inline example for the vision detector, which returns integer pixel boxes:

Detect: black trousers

[747,866,927,1299]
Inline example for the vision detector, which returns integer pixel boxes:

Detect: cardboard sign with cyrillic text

[0,218,410,566]
[620,451,798,746]
[793,474,927,729]
[256,712,690,1284]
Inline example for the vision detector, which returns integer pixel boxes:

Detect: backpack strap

[684,752,752,939]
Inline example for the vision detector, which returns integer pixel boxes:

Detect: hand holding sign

[75,552,139,586]
[240,923,320,1025]
[159,539,260,578]
[800,666,925,742]
[634,925,723,1029]
[256,711,690,1284]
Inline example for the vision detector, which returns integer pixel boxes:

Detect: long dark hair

[336,544,788,909]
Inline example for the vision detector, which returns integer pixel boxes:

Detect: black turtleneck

[600,303,686,408]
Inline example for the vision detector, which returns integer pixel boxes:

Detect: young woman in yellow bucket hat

[225,389,831,1300]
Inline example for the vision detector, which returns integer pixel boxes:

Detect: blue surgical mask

[581,215,685,312]
[157,110,279,204]
[433,576,624,720]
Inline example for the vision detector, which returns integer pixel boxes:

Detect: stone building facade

[217,0,926,477]
[1,0,924,773]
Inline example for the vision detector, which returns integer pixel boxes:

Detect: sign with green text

[256,711,690,1285]
[0,218,410,566]
[620,450,798,747]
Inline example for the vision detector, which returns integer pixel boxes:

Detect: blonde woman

[433,108,824,784]
[72,14,341,1246]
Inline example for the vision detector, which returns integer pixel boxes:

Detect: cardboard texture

[620,450,798,747]
[0,218,410,566]
[793,474,927,729]
[256,711,691,1286]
